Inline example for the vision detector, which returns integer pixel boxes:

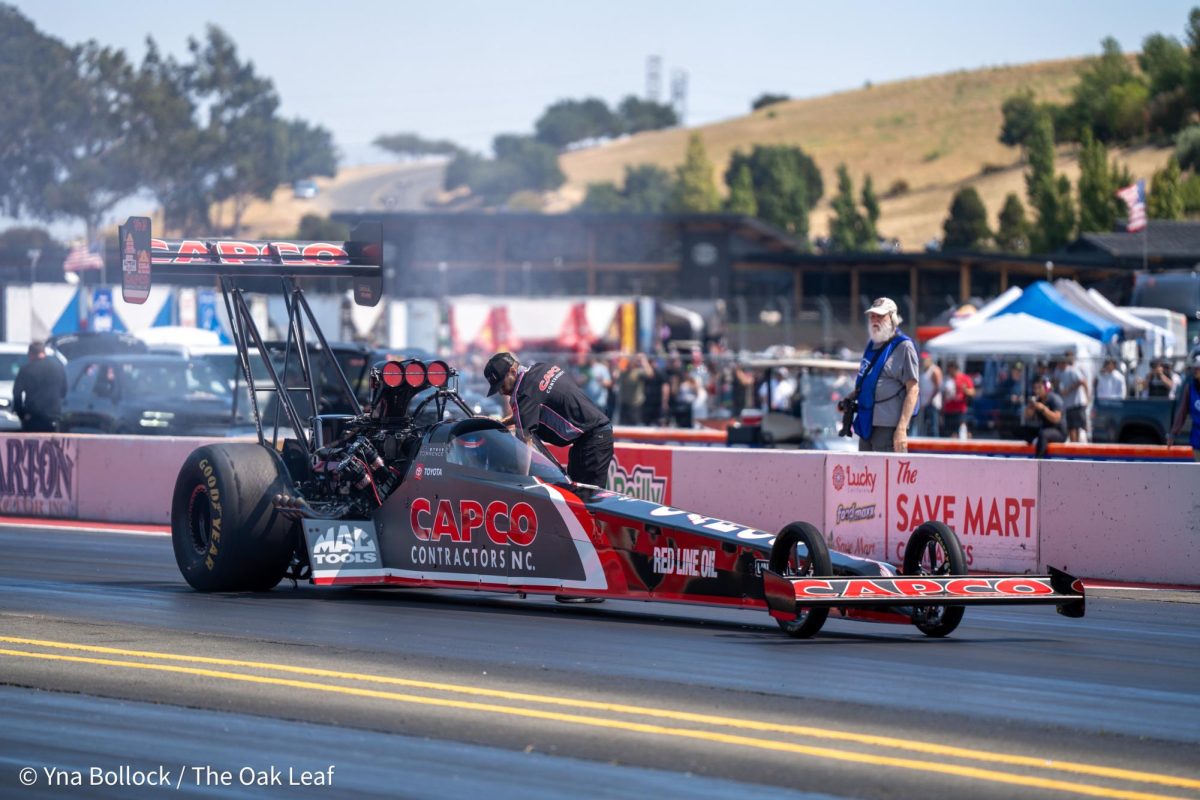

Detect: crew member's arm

[893,380,919,453]
[11,370,25,419]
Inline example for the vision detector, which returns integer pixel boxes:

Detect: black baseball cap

[484,352,517,396]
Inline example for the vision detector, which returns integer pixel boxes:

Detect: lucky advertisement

[0,436,79,518]
[824,455,1040,573]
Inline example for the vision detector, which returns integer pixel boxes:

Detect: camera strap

[854,337,893,397]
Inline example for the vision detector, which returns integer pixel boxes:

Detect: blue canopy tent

[993,281,1121,344]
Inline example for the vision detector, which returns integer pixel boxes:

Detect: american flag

[1115,180,1147,233]
[63,241,104,272]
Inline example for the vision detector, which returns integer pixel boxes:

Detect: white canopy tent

[949,286,1023,329]
[926,312,1104,360]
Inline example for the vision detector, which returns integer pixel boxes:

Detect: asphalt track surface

[1,521,1198,800]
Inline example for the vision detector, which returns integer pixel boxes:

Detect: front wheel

[902,521,967,637]
[171,443,297,592]
[768,521,832,639]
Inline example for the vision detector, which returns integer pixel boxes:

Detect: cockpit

[447,427,565,482]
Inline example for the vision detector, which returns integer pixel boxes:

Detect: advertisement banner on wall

[823,456,889,562]
[0,436,79,518]
[888,457,1038,573]
[546,443,672,505]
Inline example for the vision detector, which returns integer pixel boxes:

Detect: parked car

[293,179,318,199]
[59,354,253,436]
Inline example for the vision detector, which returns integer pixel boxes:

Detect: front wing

[763,566,1086,620]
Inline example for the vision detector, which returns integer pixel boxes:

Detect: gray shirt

[870,339,919,427]
[1059,363,1088,409]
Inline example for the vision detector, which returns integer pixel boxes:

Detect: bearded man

[850,297,920,452]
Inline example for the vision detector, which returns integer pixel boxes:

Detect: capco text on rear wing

[114,216,384,307]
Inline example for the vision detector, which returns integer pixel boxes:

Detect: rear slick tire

[902,521,967,638]
[171,443,296,592]
[768,521,832,639]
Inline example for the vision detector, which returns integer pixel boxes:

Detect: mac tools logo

[311,523,378,566]
[608,461,667,504]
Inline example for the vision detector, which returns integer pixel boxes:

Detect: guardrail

[613,425,1196,462]
[1,432,1195,585]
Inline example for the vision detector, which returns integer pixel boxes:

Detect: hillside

[552,57,1174,248]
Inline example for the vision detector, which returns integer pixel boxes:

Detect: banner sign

[825,455,1039,573]
[0,436,79,518]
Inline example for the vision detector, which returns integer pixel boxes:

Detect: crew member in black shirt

[12,341,67,433]
[484,351,613,486]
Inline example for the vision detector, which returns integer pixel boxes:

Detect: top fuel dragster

[115,217,1085,639]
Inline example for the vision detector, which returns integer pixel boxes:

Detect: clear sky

[11,0,1200,162]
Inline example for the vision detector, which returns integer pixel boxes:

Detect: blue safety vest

[853,333,915,439]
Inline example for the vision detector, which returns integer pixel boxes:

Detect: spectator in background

[582,355,612,417]
[850,297,919,452]
[917,352,943,437]
[1169,354,1200,460]
[730,363,756,418]
[1023,376,1067,458]
[641,356,668,426]
[12,341,67,433]
[1057,350,1090,442]
[758,367,796,412]
[615,354,648,426]
[941,360,975,438]
[1145,359,1180,399]
[1095,358,1127,400]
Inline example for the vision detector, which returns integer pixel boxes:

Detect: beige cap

[865,297,898,316]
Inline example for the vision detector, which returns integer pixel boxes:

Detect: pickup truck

[1090,396,1178,445]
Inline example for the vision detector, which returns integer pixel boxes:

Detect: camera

[837,391,858,438]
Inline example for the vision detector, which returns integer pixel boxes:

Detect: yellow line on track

[0,645,1193,800]
[1,636,1195,792]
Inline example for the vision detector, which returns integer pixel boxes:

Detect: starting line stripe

[0,636,1196,794]
[0,517,169,536]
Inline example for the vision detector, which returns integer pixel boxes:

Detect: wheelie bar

[763,566,1086,620]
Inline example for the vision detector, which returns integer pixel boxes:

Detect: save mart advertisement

[824,455,1039,573]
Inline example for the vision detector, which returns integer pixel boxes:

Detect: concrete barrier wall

[670,447,826,535]
[3,431,1197,585]
[74,435,222,524]
[1039,460,1200,585]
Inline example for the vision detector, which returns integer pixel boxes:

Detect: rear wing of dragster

[762,566,1086,619]
[114,216,384,306]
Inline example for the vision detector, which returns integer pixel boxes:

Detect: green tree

[621,164,674,213]
[724,145,822,237]
[1070,37,1146,143]
[943,187,991,250]
[670,133,720,212]
[724,163,757,215]
[1148,156,1184,219]
[372,132,461,159]
[861,174,880,242]
[580,182,626,212]
[751,93,789,111]
[999,89,1039,151]
[0,5,76,220]
[534,98,618,148]
[188,25,287,234]
[995,193,1031,253]
[1176,125,1200,172]
[43,41,143,242]
[1140,33,1190,95]
[828,164,874,251]
[284,119,337,182]
[615,96,677,134]
[0,226,68,282]
[445,135,564,205]
[295,213,349,241]
[1025,110,1076,250]
[1181,173,1200,214]
[1077,129,1116,232]
[1186,8,1200,113]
